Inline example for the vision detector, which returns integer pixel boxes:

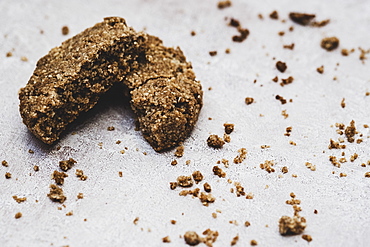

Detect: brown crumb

[345,120,356,143]
[209,51,217,56]
[321,37,339,51]
[365,172,370,177]
[217,0,231,9]
[52,170,68,185]
[179,188,200,197]
[317,66,324,74]
[329,156,340,168]
[350,153,358,162]
[341,98,346,108]
[162,236,171,243]
[175,145,184,157]
[62,26,69,35]
[118,171,123,177]
[59,158,76,172]
[177,176,193,187]
[269,11,279,20]
[232,27,250,43]
[233,148,247,164]
[212,212,217,218]
[230,235,239,246]
[260,160,275,173]
[133,217,139,225]
[223,134,231,143]
[20,56,28,62]
[13,196,27,203]
[289,12,315,26]
[283,43,295,50]
[47,184,66,203]
[311,19,330,27]
[258,14,264,20]
[184,231,201,246]
[225,48,230,54]
[278,31,285,36]
[192,171,204,184]
[359,47,370,61]
[75,169,87,181]
[276,61,287,72]
[245,221,251,227]
[77,193,84,199]
[213,166,226,178]
[279,215,306,235]
[234,182,245,197]
[6,51,12,57]
[305,162,316,171]
[199,192,216,206]
[261,145,270,149]
[202,228,219,246]
[186,160,191,165]
[245,97,254,105]
[246,192,254,199]
[15,212,22,219]
[340,172,347,177]
[66,211,73,216]
[281,110,289,119]
[281,166,289,174]
[224,123,234,134]
[328,139,346,149]
[341,49,350,56]
[229,18,240,28]
[171,160,178,166]
[207,135,225,149]
[284,126,292,136]
[2,160,8,167]
[171,220,177,224]
[107,126,115,131]
[275,95,287,104]
[302,234,313,242]
[289,141,296,146]
[116,140,121,144]
[280,76,294,87]
[204,183,212,192]
[272,76,278,82]
[250,240,258,246]
[28,149,34,154]
[170,182,178,190]
[5,172,11,179]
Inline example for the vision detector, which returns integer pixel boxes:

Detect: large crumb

[233,148,247,164]
[199,192,216,206]
[59,158,77,171]
[192,171,204,184]
[302,234,313,242]
[224,123,234,134]
[321,37,339,51]
[289,12,315,26]
[52,170,68,185]
[213,166,226,178]
[47,184,67,203]
[279,215,306,235]
[177,175,194,187]
[184,231,201,246]
[207,135,225,148]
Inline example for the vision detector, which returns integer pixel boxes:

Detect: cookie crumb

[5,172,11,179]
[217,0,232,9]
[75,169,87,181]
[276,61,287,72]
[317,66,324,74]
[305,162,316,171]
[231,235,239,246]
[245,97,254,105]
[245,221,251,227]
[6,51,12,57]
[175,145,184,157]
[280,76,294,86]
[52,170,68,185]
[21,56,28,62]
[77,193,84,199]
[283,43,295,50]
[213,166,226,178]
[302,234,313,242]
[279,215,306,235]
[170,182,178,190]
[199,192,216,206]
[209,51,217,56]
[260,160,275,173]
[59,158,76,172]
[232,27,250,42]
[62,26,69,35]
[269,11,279,20]
[289,12,315,26]
[281,166,289,174]
[118,171,123,177]
[177,176,193,187]
[13,196,27,203]
[207,135,225,148]
[2,160,8,167]
[162,236,171,243]
[191,31,196,36]
[66,211,73,216]
[233,148,247,164]
[192,171,204,184]
[184,231,201,246]
[365,172,370,177]
[171,220,177,224]
[15,212,22,219]
[224,123,234,134]
[204,182,212,192]
[47,184,66,203]
[250,239,258,246]
[133,217,139,225]
[107,126,115,131]
[321,37,339,51]
[341,98,346,108]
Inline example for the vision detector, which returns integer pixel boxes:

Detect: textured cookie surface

[19,17,147,144]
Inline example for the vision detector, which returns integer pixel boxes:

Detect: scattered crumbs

[77,193,84,199]
[192,171,204,184]
[289,141,297,146]
[107,126,115,131]
[281,110,289,119]
[281,166,289,174]
[52,170,68,185]
[233,148,247,164]
[118,171,123,177]
[184,231,201,246]
[275,95,287,104]
[283,43,295,50]
[317,66,324,74]
[6,51,13,57]
[13,196,27,203]
[5,172,12,179]
[250,239,258,246]
[202,229,219,246]
[213,166,226,178]
[175,145,184,157]
[276,61,287,73]
[47,184,66,203]
[207,135,225,148]
[328,139,346,149]
[305,162,316,171]
[20,56,28,62]
[321,37,339,51]
[245,97,254,105]
[177,176,193,187]
[230,235,239,246]
[75,169,87,181]
[224,123,234,134]
[66,211,73,216]
[204,182,212,192]
[350,153,358,162]
[133,217,139,225]
[59,158,76,172]
[289,12,315,26]
[245,221,251,227]
[260,160,275,173]
[170,182,178,190]
[269,10,279,20]
[209,51,217,56]
[62,26,69,35]
[217,0,231,9]
[15,212,22,219]
[2,160,8,167]
[171,220,177,224]
[191,31,196,36]
[341,98,346,108]
[329,156,340,168]
[162,236,171,243]
[302,234,313,242]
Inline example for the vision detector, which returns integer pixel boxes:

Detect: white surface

[1,0,370,246]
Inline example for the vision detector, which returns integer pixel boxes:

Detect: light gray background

[1,0,370,246]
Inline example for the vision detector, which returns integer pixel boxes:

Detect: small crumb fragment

[162,236,171,243]
[321,37,339,51]
[21,56,28,62]
[260,160,275,173]
[47,184,66,203]
[317,66,324,74]
[170,182,178,190]
[276,61,287,73]
[15,212,22,219]
[246,192,254,199]
[133,217,139,225]
[224,123,234,134]
[184,231,201,246]
[118,171,123,177]
[223,134,231,143]
[2,160,8,167]
[28,149,34,154]
[280,76,294,87]
[217,0,231,9]
[245,221,251,227]
[66,211,73,216]
[232,27,250,43]
[245,97,254,105]
[340,172,347,177]
[207,135,225,148]
[213,166,226,178]
[305,162,316,171]
[5,172,11,179]
[204,183,212,192]
[365,172,370,177]
[283,43,295,50]
[52,170,68,185]
[233,148,247,164]
[289,12,315,26]
[250,240,258,246]
[209,51,217,56]
[77,193,84,199]
[75,169,87,181]
[175,145,184,157]
[177,176,193,187]
[59,158,76,172]
[350,153,358,162]
[345,120,356,143]
[231,235,239,246]
[284,126,292,136]
[302,234,313,242]
[341,98,346,108]
[107,126,115,131]
[202,228,219,246]
[13,196,27,203]
[225,48,230,54]
[116,140,121,144]
[199,192,216,206]
[191,31,196,36]
[192,171,204,184]
[62,26,69,35]
[171,220,177,224]
[275,95,287,104]
[269,11,279,20]
[6,51,12,57]
[289,141,296,146]
[281,166,288,174]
